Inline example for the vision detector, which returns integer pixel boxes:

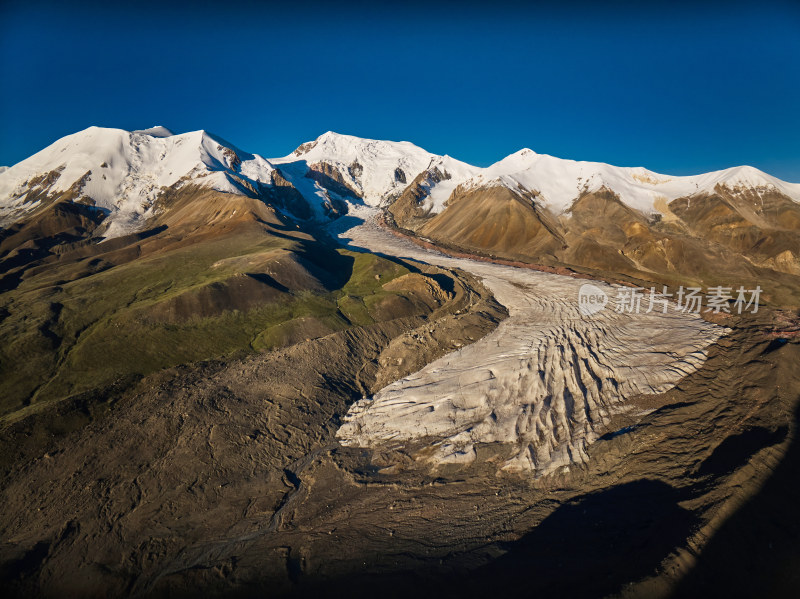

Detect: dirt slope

[390,184,800,307]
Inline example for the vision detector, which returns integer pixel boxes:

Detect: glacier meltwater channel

[334,209,727,476]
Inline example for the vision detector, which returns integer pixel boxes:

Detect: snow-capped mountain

[275,131,800,217]
[0,126,276,237]
[266,131,478,219]
[274,131,439,205]
[0,128,449,237]
[2,126,799,242]
[421,148,800,216]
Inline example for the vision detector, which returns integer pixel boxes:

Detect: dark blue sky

[1,1,799,180]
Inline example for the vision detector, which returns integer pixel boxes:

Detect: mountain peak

[316,130,350,142]
[309,131,425,154]
[278,132,440,207]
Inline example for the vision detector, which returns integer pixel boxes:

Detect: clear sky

[1,0,799,181]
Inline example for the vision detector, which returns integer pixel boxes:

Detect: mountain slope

[394,182,800,306]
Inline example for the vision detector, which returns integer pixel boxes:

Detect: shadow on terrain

[293,240,354,290]
[331,215,425,275]
[458,479,696,598]
[696,425,788,477]
[286,479,697,599]
[673,402,800,598]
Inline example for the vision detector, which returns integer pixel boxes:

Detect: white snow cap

[414,148,799,216]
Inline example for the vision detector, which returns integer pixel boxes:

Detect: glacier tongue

[335,209,726,476]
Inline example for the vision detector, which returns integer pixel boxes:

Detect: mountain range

[4,126,800,230]
[3,125,800,309]
[2,126,800,597]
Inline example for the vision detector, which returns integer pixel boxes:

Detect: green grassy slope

[0,190,433,423]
